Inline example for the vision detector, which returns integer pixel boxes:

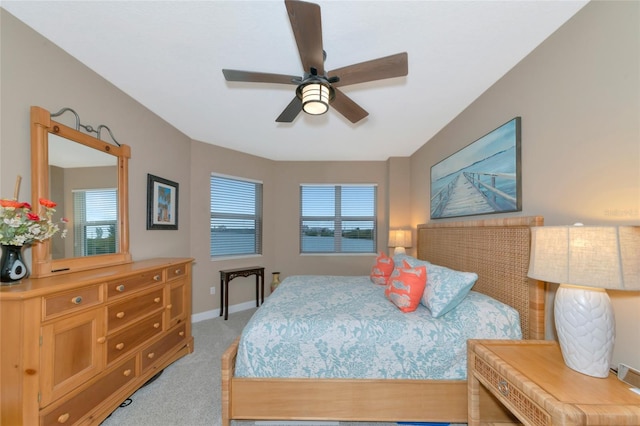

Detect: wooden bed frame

[221,216,545,425]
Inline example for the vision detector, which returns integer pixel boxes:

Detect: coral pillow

[385,260,427,313]
[370,252,395,285]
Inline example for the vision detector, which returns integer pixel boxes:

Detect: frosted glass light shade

[301,83,330,115]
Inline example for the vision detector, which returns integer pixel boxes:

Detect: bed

[221,216,545,425]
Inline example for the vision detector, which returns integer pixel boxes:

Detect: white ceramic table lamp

[388,229,412,255]
[528,225,640,378]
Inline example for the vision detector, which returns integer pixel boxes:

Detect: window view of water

[301,235,374,252]
[210,230,374,255]
[210,183,377,257]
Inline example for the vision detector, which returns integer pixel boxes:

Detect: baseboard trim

[191,300,257,323]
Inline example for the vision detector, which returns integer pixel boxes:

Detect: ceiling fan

[222,0,408,124]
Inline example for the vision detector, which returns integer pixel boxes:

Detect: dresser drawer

[43,284,103,320]
[141,323,188,372]
[40,356,136,426]
[106,269,164,299]
[474,356,550,426]
[106,313,163,364]
[107,288,164,332]
[166,264,187,281]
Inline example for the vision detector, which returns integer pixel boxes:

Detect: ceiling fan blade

[330,52,408,87]
[223,69,300,85]
[276,96,303,122]
[285,0,325,75]
[331,88,369,123]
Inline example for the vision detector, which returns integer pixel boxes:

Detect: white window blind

[72,188,118,256]
[210,174,263,257]
[300,184,377,254]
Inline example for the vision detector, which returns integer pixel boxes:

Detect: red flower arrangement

[0,198,67,246]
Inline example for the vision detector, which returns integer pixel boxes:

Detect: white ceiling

[2,0,589,161]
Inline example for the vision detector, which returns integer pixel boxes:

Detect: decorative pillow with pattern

[393,253,430,269]
[421,263,477,317]
[385,260,427,312]
[370,252,394,285]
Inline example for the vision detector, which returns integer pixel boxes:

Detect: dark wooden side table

[219,266,264,320]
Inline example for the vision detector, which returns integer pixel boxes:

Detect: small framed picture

[147,174,179,230]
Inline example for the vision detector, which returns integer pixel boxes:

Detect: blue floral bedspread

[235,275,521,380]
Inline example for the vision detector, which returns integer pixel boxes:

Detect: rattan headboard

[417,216,545,340]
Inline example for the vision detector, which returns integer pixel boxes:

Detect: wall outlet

[618,363,640,388]
[210,286,216,295]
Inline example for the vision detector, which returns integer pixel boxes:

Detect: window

[73,188,118,256]
[300,184,377,254]
[210,174,263,257]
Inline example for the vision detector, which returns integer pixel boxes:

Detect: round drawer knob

[116,311,125,319]
[116,284,125,292]
[153,275,161,281]
[166,304,173,310]
[123,369,132,377]
[115,343,125,350]
[179,331,185,337]
[154,297,161,303]
[147,352,155,359]
[497,380,510,397]
[175,269,182,275]
[97,337,106,344]
[71,296,82,304]
[153,322,161,329]
[57,413,70,423]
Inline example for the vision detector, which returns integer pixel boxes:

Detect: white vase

[554,284,615,378]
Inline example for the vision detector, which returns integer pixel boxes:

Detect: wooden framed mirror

[30,106,131,277]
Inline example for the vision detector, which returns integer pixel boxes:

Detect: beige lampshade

[388,229,412,248]
[528,226,640,290]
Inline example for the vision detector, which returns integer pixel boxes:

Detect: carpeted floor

[101,308,465,426]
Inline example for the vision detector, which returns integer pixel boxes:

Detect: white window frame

[72,188,118,257]
[300,184,377,254]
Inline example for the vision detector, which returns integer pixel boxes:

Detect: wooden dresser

[0,257,194,426]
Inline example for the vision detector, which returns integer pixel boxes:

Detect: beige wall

[187,144,390,315]
[409,1,639,369]
[387,157,413,255]
[0,9,393,318]
[1,0,638,370]
[271,161,388,277]
[0,9,192,267]
[188,140,276,314]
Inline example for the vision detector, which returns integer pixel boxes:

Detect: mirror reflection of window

[73,189,118,256]
[49,134,119,259]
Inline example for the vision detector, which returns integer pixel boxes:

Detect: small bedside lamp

[527,225,640,378]
[388,229,412,255]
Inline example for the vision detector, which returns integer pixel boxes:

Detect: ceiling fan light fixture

[299,82,332,115]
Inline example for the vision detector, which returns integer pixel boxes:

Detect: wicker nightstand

[468,340,640,426]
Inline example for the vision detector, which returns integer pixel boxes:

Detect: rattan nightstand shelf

[468,340,640,426]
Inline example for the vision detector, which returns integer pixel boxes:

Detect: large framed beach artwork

[430,117,521,219]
